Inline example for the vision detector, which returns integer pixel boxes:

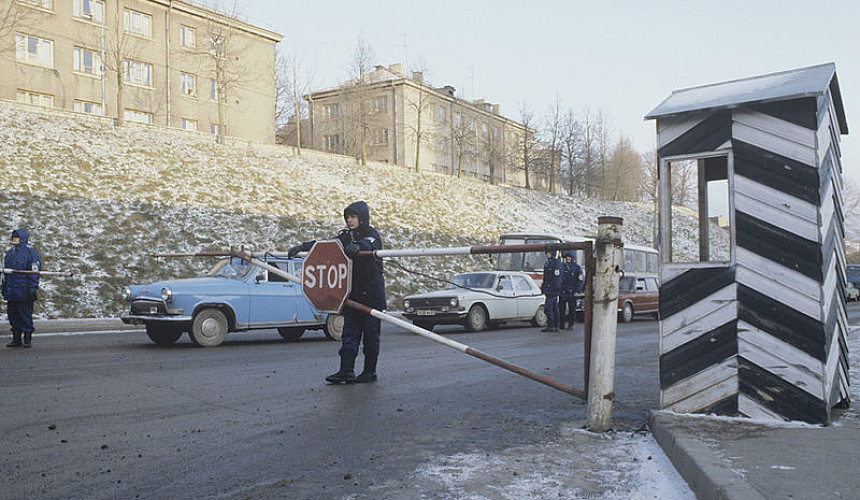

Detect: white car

[846,284,860,302]
[402,271,547,332]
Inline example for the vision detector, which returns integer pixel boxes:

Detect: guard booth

[645,63,850,424]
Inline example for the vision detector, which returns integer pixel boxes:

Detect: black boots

[23,331,32,348]
[355,355,377,383]
[326,355,356,384]
[6,330,22,348]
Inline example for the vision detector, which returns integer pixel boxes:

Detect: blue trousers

[544,295,560,328]
[340,311,381,367]
[559,297,576,327]
[7,301,34,333]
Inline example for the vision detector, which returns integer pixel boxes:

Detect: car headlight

[161,287,173,303]
[403,299,411,311]
[122,287,131,301]
[449,297,458,307]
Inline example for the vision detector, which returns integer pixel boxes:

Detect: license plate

[416,310,435,316]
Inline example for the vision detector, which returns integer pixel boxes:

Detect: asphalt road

[0,315,717,499]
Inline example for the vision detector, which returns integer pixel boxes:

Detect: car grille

[131,299,167,315]
[408,297,454,310]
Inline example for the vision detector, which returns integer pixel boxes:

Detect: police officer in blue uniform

[289,201,385,384]
[3,229,41,348]
[540,249,563,332]
[559,251,583,330]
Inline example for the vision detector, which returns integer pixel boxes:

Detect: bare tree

[478,120,505,184]
[542,96,564,193]
[100,2,147,127]
[603,135,645,202]
[1,0,34,49]
[451,110,476,178]
[516,101,538,190]
[275,45,314,152]
[560,109,583,196]
[203,6,252,144]
[402,64,432,172]
[338,36,375,165]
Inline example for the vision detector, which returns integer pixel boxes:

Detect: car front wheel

[278,327,305,342]
[190,309,229,347]
[145,324,183,346]
[620,302,634,323]
[324,314,343,341]
[464,305,488,332]
[531,305,548,327]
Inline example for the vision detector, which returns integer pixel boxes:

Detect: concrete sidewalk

[650,408,860,500]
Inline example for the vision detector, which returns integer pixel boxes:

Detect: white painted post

[587,216,623,432]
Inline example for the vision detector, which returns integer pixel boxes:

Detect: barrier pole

[586,217,623,432]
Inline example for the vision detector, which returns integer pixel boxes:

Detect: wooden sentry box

[645,63,850,424]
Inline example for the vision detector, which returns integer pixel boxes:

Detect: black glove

[28,289,38,302]
[287,244,302,258]
[344,243,359,258]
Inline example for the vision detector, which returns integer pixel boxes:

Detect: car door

[483,275,515,320]
[512,275,540,319]
[248,262,298,328]
[644,277,660,313]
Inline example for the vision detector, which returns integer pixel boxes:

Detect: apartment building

[1,0,282,143]
[306,63,533,186]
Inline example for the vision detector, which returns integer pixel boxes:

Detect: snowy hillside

[1,102,675,318]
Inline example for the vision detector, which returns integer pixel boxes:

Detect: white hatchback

[402,271,547,332]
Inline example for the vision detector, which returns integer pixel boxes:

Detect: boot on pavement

[6,330,22,348]
[22,331,32,348]
[325,354,356,384]
[356,354,377,383]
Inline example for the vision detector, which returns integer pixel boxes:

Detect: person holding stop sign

[288,201,386,384]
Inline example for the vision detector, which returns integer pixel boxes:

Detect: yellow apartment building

[1,0,282,143]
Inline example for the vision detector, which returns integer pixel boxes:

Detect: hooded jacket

[541,250,563,297]
[2,229,41,302]
[560,251,583,298]
[299,201,386,310]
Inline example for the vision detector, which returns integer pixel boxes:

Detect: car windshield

[448,273,496,290]
[206,258,255,280]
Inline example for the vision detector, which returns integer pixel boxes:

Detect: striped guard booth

[646,63,850,424]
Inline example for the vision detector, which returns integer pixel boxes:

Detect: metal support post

[586,216,623,432]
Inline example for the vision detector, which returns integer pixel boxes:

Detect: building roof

[645,63,847,134]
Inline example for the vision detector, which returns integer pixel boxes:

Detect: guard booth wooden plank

[646,63,850,424]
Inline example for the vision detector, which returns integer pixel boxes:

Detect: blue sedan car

[121,256,343,347]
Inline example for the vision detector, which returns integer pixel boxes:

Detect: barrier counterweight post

[586,217,623,432]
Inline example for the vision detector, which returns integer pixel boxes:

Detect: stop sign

[301,240,352,313]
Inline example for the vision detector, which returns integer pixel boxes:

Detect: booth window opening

[664,154,731,264]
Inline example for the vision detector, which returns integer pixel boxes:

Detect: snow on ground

[410,425,694,500]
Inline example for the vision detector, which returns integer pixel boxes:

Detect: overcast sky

[215,0,859,181]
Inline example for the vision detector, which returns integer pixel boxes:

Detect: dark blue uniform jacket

[560,255,583,299]
[541,254,563,297]
[2,229,41,302]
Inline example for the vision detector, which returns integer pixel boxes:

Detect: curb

[649,411,766,500]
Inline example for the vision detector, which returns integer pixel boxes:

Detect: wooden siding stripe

[738,394,786,421]
[665,375,738,414]
[733,140,820,205]
[661,285,737,353]
[736,265,819,320]
[658,110,732,158]
[738,357,828,424]
[734,188,818,242]
[737,284,825,361]
[733,121,816,166]
[735,174,818,225]
[736,247,820,304]
[656,113,708,149]
[661,357,737,409]
[700,395,739,416]
[733,110,817,148]
[660,267,735,319]
[737,321,824,399]
[748,97,819,130]
[660,320,737,389]
[736,211,822,282]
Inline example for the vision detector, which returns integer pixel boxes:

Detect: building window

[74,100,102,114]
[372,128,388,145]
[180,26,195,48]
[123,8,152,37]
[210,123,225,138]
[125,109,153,124]
[181,118,197,131]
[180,72,197,97]
[323,104,340,120]
[73,46,102,75]
[123,59,152,86]
[20,0,53,10]
[16,89,53,107]
[372,96,388,113]
[209,36,224,57]
[73,0,104,22]
[15,33,53,67]
[210,79,218,100]
[324,134,341,153]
